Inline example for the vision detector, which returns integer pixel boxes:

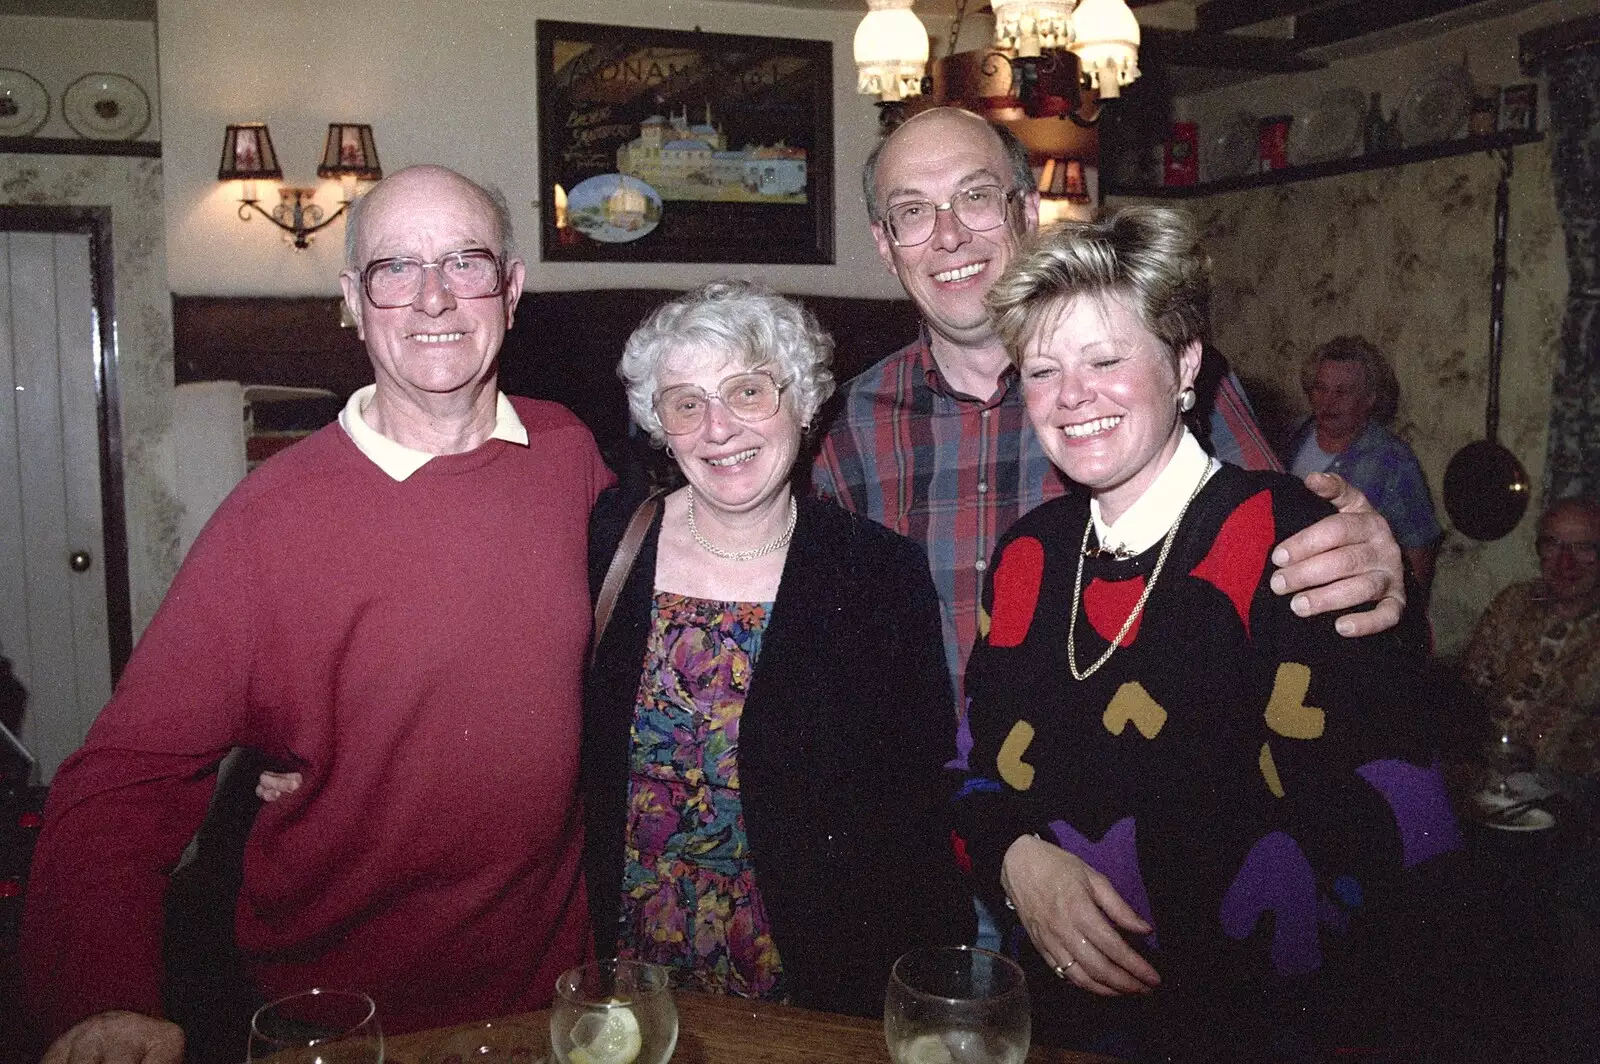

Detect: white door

[0,230,112,783]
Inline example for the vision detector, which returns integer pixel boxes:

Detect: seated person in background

[1286,336,1442,602]
[959,207,1462,1061]
[1460,496,1600,786]
[584,280,972,1015]
[23,166,611,1064]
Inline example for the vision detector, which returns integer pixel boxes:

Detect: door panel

[1,231,111,782]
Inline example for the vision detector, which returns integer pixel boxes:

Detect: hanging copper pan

[1443,148,1531,541]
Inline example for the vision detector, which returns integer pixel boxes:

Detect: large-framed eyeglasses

[1536,536,1600,563]
[654,371,786,436]
[881,184,1024,248]
[359,248,505,309]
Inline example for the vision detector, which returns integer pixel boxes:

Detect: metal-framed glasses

[359,248,504,308]
[654,371,786,436]
[1536,536,1599,563]
[881,184,1023,247]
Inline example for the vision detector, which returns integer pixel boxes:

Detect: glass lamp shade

[1068,0,1140,97]
[854,0,930,102]
[992,0,1074,59]
[218,123,283,182]
[318,123,382,181]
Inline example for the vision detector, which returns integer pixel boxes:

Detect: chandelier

[854,0,1140,104]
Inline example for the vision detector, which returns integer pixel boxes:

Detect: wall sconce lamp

[1035,154,1093,225]
[218,122,382,249]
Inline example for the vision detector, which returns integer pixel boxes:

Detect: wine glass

[247,989,382,1064]
[885,946,1030,1064]
[550,959,677,1064]
[1483,724,1534,799]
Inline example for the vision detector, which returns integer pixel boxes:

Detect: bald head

[861,107,1033,223]
[345,165,515,269]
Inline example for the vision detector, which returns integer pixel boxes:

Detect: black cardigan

[582,488,976,1016]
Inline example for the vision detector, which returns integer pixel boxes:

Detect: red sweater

[23,397,612,1038]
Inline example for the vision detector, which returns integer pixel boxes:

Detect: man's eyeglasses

[1536,537,1600,563]
[359,249,504,309]
[654,371,786,436]
[881,184,1023,248]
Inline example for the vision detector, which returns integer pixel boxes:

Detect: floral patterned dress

[615,591,785,998]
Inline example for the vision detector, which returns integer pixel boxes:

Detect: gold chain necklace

[1068,472,1208,682]
[686,486,797,561]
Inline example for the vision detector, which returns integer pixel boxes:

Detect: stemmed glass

[550,959,677,1064]
[247,989,383,1064]
[1483,725,1534,799]
[885,946,1030,1064]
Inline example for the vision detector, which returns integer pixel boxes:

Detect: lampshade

[1068,0,1141,98]
[218,123,283,181]
[318,123,382,181]
[854,0,930,102]
[992,0,1074,60]
[1037,156,1090,201]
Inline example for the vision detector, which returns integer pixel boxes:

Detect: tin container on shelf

[1163,122,1198,186]
[1258,115,1292,171]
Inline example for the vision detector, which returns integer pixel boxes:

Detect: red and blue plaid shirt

[812,331,1280,710]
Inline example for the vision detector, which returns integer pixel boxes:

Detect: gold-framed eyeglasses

[654,370,786,436]
[359,248,504,308]
[881,184,1024,247]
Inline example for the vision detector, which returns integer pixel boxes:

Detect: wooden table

[383,990,1124,1064]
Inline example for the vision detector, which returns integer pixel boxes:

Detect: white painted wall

[0,15,160,141]
[156,0,909,299]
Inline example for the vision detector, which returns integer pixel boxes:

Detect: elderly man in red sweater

[22,165,613,1064]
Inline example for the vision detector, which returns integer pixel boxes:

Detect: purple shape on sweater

[1355,759,1462,869]
[1049,817,1155,929]
[1220,831,1322,976]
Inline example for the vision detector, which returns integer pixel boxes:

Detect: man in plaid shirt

[813,108,1406,726]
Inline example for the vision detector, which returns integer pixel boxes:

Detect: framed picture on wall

[536,20,834,264]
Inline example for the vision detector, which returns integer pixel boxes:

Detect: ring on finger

[1052,957,1077,979]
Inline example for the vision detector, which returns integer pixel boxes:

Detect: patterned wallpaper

[1144,141,1567,654]
[1,153,179,640]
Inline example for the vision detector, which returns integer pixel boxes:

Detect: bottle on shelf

[1362,92,1386,155]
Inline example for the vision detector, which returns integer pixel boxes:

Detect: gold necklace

[686,486,797,561]
[1068,472,1208,682]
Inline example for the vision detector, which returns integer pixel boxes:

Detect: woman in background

[958,208,1462,1061]
[583,280,971,1015]
[1286,336,1441,602]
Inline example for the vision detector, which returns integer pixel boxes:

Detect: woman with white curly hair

[582,279,973,1015]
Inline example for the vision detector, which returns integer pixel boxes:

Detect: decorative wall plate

[1286,88,1366,165]
[62,72,150,140]
[1205,112,1258,182]
[0,69,49,137]
[1398,66,1471,148]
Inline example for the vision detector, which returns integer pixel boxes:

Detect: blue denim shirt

[1287,419,1443,550]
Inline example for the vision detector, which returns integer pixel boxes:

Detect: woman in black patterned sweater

[956,208,1462,1062]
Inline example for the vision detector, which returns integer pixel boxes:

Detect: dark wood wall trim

[172,291,925,462]
[1520,12,1600,73]
[0,137,162,158]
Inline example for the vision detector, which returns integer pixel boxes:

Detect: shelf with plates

[1104,128,1544,200]
[0,135,160,158]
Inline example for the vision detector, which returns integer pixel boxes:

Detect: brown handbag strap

[590,489,665,667]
